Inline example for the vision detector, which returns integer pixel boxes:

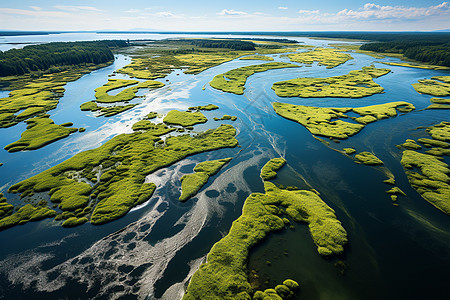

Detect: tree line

[0,40,128,76]
[360,40,450,66]
[185,39,256,50]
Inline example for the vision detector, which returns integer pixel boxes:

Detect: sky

[0,0,449,32]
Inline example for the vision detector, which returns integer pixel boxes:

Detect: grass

[354,152,384,165]
[4,115,78,152]
[0,203,56,231]
[272,66,391,98]
[183,159,347,299]
[62,217,88,227]
[417,138,449,148]
[80,79,163,117]
[412,76,450,97]
[261,158,286,180]
[398,121,450,215]
[343,148,356,155]
[8,122,238,227]
[401,150,450,215]
[0,62,111,129]
[0,193,14,219]
[179,158,232,202]
[382,62,450,70]
[273,101,414,140]
[427,98,450,109]
[253,279,299,299]
[210,62,299,95]
[398,139,422,150]
[132,120,175,132]
[427,121,450,142]
[214,115,237,121]
[286,47,353,68]
[117,51,253,79]
[163,110,208,127]
[188,104,219,111]
[240,55,274,61]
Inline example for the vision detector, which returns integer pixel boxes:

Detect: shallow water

[0,35,449,300]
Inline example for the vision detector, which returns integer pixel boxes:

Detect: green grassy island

[179,158,232,201]
[183,158,347,300]
[80,79,164,117]
[5,114,238,229]
[400,121,450,215]
[163,110,208,127]
[427,98,450,109]
[354,152,384,165]
[272,66,391,98]
[188,104,219,111]
[272,101,414,140]
[240,55,274,61]
[412,76,450,97]
[285,47,353,68]
[210,62,299,95]
[260,157,286,180]
[4,115,78,152]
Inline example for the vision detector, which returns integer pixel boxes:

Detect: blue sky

[1,1,449,31]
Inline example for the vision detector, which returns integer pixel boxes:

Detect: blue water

[0,34,449,300]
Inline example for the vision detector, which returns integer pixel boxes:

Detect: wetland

[0,33,448,300]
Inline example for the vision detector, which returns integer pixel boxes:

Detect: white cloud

[125,9,139,13]
[337,2,450,19]
[298,9,320,15]
[156,11,177,17]
[217,9,248,16]
[0,7,69,17]
[54,6,102,12]
[29,6,42,11]
[278,7,288,10]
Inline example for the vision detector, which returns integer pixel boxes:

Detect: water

[0,34,449,300]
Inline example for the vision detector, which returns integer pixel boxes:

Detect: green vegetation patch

[427,98,450,109]
[0,62,112,129]
[4,115,78,152]
[210,62,299,95]
[0,204,56,231]
[117,51,251,79]
[163,110,208,127]
[261,158,287,180]
[188,104,219,111]
[398,139,422,150]
[93,79,164,103]
[240,55,274,61]
[80,79,163,117]
[272,66,390,98]
[214,115,237,121]
[426,121,450,142]
[412,76,450,97]
[355,152,384,165]
[382,62,449,70]
[286,47,353,68]
[0,193,14,219]
[417,138,449,148]
[343,148,356,155]
[273,101,414,139]
[62,217,88,228]
[8,123,238,227]
[179,158,232,202]
[401,150,450,215]
[253,279,299,300]
[183,162,347,299]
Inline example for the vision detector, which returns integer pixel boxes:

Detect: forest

[182,39,256,50]
[0,40,128,76]
[360,40,450,66]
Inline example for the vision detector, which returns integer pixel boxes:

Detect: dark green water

[0,34,449,300]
